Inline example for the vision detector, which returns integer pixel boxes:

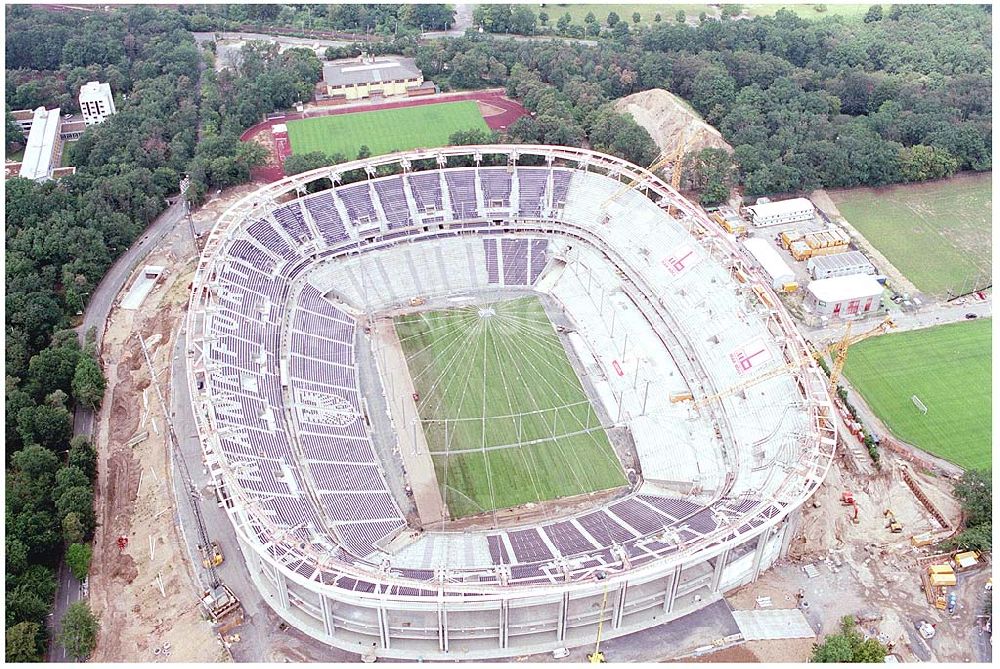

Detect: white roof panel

[807,274,883,302]
[742,237,794,282]
[747,197,814,218]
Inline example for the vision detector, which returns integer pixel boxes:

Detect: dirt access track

[87,188,259,662]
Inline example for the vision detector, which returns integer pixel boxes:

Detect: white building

[742,237,795,291]
[745,197,815,228]
[807,251,877,281]
[19,107,62,181]
[79,80,117,125]
[804,274,884,318]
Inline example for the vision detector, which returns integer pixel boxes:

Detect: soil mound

[614,88,733,158]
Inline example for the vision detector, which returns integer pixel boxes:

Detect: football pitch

[843,319,991,470]
[286,101,490,159]
[394,297,626,519]
[829,173,992,297]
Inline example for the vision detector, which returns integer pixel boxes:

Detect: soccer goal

[911,395,928,415]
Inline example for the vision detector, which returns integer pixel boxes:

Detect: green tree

[584,11,596,25]
[66,543,92,581]
[953,469,990,526]
[17,403,73,451]
[538,11,548,26]
[607,11,620,27]
[509,6,537,34]
[864,5,884,22]
[71,350,106,410]
[632,12,641,24]
[654,12,662,22]
[283,151,331,176]
[675,10,686,23]
[357,144,371,160]
[556,12,571,33]
[812,616,887,662]
[58,602,99,661]
[62,512,86,545]
[67,435,97,480]
[56,487,96,538]
[6,107,25,153]
[6,621,43,662]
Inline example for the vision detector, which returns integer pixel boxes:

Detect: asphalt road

[47,199,189,662]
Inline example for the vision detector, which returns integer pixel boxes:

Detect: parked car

[965,313,978,319]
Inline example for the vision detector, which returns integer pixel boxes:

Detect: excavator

[840,491,859,524]
[884,508,903,533]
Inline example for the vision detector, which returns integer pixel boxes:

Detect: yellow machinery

[680,315,895,410]
[601,131,689,217]
[199,541,224,568]
[884,509,903,533]
[588,585,609,663]
[828,316,896,389]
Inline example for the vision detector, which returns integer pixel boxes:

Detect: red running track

[242,89,528,183]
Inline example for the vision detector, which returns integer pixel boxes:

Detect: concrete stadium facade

[185,145,836,660]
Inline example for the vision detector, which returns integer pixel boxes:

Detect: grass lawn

[744,3,881,20]
[6,148,24,162]
[395,296,625,519]
[843,319,991,470]
[829,173,992,297]
[286,101,489,160]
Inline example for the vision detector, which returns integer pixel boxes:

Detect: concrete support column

[711,549,730,593]
[750,530,770,583]
[274,565,289,611]
[320,594,335,638]
[438,605,448,653]
[557,592,569,642]
[664,565,682,614]
[500,600,509,649]
[612,581,627,629]
[377,605,390,649]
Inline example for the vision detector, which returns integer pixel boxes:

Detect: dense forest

[176,3,456,35]
[433,3,991,196]
[3,6,316,660]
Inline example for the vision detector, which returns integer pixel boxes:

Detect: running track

[242,89,528,182]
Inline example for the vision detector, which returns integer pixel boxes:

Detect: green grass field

[395,297,626,519]
[843,319,991,470]
[830,173,992,297]
[286,101,489,160]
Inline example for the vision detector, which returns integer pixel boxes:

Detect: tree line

[3,5,316,660]
[459,4,990,199]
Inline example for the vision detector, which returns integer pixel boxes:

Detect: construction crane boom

[600,131,689,214]
[678,316,895,410]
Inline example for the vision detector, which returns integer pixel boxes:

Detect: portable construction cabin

[928,565,957,588]
[808,251,877,280]
[742,237,795,291]
[954,551,980,570]
[804,274,884,317]
[745,197,815,228]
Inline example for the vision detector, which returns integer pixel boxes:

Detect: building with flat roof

[746,197,815,228]
[19,107,63,181]
[321,54,424,101]
[742,237,795,291]
[79,80,117,125]
[804,274,883,318]
[807,251,877,281]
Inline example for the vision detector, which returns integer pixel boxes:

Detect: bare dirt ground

[89,187,258,662]
[90,258,227,662]
[614,88,733,162]
[713,450,983,663]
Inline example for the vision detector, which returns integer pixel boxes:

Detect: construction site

[75,100,991,664]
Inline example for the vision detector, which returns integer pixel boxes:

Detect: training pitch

[843,319,991,470]
[286,101,490,159]
[395,297,626,519]
[829,173,992,297]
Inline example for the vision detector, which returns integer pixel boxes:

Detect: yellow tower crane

[600,131,690,216]
[674,316,895,410]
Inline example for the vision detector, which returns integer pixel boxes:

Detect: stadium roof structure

[185,144,836,659]
[20,106,60,181]
[323,56,422,87]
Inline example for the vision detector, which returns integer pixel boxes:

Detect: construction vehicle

[199,541,224,568]
[409,296,426,307]
[917,620,936,639]
[588,583,609,663]
[884,509,903,533]
[840,491,859,524]
[911,532,935,548]
[201,584,240,621]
